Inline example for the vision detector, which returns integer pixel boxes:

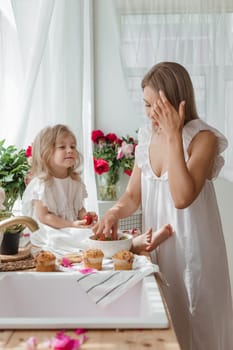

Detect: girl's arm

[93,162,142,238]
[34,201,87,228]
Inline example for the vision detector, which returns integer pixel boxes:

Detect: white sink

[0,271,169,329]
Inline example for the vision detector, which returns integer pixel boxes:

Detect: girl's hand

[83,211,98,226]
[75,212,98,227]
[152,90,186,137]
[73,219,88,228]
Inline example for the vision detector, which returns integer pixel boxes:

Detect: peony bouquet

[91,129,137,200]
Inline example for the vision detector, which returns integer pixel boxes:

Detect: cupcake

[83,248,104,271]
[34,250,56,272]
[112,250,134,270]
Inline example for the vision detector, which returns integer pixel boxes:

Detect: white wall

[94,0,233,294]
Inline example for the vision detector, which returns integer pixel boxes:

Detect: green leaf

[0,140,30,211]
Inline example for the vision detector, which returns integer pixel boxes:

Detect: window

[118,11,233,179]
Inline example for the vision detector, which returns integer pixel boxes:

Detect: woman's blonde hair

[30,124,82,181]
[141,62,199,124]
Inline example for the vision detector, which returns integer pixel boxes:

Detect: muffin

[34,250,56,272]
[83,248,104,271]
[112,250,134,270]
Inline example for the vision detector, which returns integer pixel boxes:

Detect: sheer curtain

[0,0,97,212]
[113,0,233,181]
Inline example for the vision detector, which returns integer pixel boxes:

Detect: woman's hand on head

[92,210,119,240]
[153,90,186,136]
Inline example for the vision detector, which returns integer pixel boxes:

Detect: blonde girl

[22,124,97,228]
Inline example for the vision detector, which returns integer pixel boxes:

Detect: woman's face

[143,86,160,127]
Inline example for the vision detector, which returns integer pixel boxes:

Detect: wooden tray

[0,243,32,263]
[0,256,35,271]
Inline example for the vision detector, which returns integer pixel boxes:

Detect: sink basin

[0,271,169,329]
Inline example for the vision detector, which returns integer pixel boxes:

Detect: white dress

[22,176,88,221]
[21,176,90,253]
[136,119,233,350]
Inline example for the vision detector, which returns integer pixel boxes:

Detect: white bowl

[87,231,133,258]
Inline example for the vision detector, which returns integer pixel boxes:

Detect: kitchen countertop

[0,327,180,349]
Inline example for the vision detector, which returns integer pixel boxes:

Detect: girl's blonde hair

[141,62,199,124]
[30,124,82,181]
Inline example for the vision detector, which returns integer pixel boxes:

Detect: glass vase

[96,172,120,201]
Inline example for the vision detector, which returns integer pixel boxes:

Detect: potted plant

[0,140,30,254]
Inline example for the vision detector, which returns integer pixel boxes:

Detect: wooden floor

[0,328,180,349]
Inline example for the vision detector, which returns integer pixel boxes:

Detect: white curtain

[113,0,233,181]
[0,0,98,212]
[81,0,98,213]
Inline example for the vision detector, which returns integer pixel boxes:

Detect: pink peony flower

[121,141,134,158]
[94,158,109,175]
[25,145,32,158]
[124,169,132,176]
[105,133,118,143]
[91,130,104,143]
[116,148,123,160]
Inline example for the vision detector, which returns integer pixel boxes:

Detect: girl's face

[143,86,160,127]
[51,134,78,177]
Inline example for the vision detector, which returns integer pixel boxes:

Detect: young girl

[93,62,233,349]
[22,124,97,229]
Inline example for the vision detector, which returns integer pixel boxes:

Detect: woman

[93,62,233,349]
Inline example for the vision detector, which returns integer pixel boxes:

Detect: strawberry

[84,214,93,225]
[98,233,105,241]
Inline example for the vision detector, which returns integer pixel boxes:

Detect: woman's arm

[93,162,142,238]
[167,130,217,208]
[155,90,218,208]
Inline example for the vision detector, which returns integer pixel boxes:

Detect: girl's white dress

[21,176,90,252]
[22,176,87,222]
[136,119,233,350]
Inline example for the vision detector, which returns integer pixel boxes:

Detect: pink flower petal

[80,335,88,344]
[23,232,30,237]
[61,257,72,267]
[78,267,96,274]
[51,333,79,350]
[75,328,87,335]
[26,336,37,350]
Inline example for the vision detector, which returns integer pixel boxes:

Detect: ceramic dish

[87,231,133,258]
